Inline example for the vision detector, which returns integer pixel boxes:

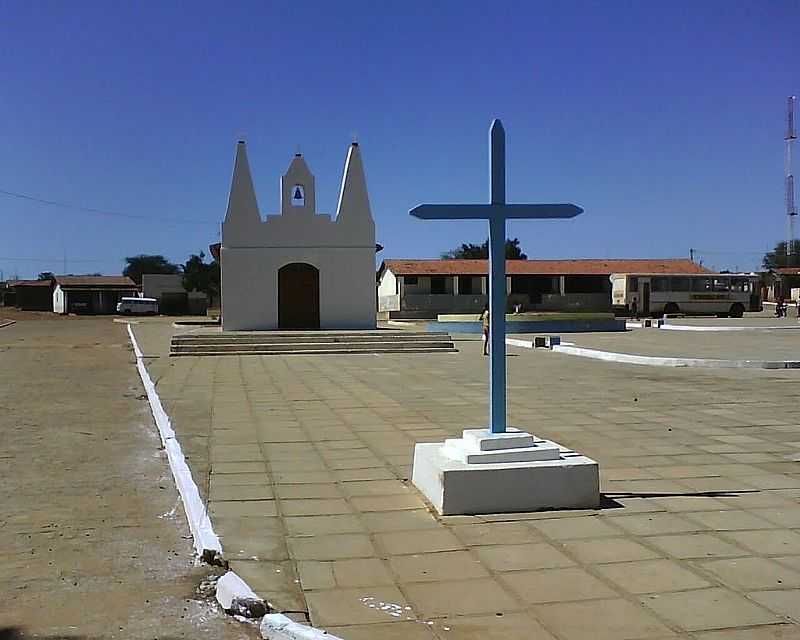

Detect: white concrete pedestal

[412,428,599,515]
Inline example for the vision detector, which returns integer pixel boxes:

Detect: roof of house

[380,258,711,277]
[774,267,800,276]
[54,276,137,288]
[10,279,53,287]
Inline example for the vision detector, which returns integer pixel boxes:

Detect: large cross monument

[410,119,600,515]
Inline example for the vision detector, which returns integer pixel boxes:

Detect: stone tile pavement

[134,319,800,639]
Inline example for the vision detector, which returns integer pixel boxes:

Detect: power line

[0,255,117,263]
[0,188,218,226]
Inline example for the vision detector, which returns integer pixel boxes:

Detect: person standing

[480,304,490,356]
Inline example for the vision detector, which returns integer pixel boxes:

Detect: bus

[610,273,762,318]
[116,297,159,315]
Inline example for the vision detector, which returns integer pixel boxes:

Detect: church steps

[168,331,456,356]
[171,341,455,353]
[171,333,449,346]
[171,347,457,357]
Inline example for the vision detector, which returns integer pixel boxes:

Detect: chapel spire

[335,142,373,225]
[224,141,261,227]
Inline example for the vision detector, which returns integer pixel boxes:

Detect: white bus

[610,273,762,318]
[116,297,159,315]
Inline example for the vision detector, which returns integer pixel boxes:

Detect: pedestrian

[480,304,490,356]
[631,296,639,320]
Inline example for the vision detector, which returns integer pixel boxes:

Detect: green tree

[123,255,180,285]
[441,237,528,260]
[182,252,220,306]
[763,240,800,270]
[37,271,55,281]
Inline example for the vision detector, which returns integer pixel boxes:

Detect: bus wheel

[729,303,744,318]
[664,302,679,316]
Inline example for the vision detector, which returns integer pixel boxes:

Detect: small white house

[53,276,138,314]
[220,141,376,331]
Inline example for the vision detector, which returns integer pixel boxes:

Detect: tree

[763,241,800,270]
[37,272,55,281]
[441,237,528,260]
[182,252,220,306]
[123,254,180,285]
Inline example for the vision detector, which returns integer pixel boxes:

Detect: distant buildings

[377,258,709,318]
[142,274,208,315]
[3,276,138,313]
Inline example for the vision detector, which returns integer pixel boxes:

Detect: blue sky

[1,1,797,278]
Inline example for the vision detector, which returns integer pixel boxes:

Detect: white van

[116,297,159,315]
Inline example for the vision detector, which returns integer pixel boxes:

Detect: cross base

[411,429,599,515]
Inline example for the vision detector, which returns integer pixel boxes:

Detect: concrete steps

[169,331,457,356]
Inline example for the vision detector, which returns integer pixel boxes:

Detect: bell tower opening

[291,185,305,207]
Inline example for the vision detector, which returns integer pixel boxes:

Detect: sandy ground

[0,310,258,639]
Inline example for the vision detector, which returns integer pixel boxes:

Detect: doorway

[642,281,651,315]
[278,263,320,329]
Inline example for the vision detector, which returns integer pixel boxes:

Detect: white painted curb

[261,614,344,640]
[551,343,800,369]
[505,337,533,348]
[127,324,222,558]
[659,323,800,332]
[216,571,267,617]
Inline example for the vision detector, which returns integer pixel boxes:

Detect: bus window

[671,277,691,291]
[692,278,712,292]
[712,278,730,292]
[731,278,749,292]
[652,277,669,292]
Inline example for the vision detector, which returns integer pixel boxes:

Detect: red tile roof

[54,276,137,288]
[10,279,52,287]
[774,267,800,276]
[380,259,711,277]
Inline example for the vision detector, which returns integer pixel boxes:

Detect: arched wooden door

[278,263,320,329]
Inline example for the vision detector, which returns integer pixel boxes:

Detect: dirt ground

[0,310,258,640]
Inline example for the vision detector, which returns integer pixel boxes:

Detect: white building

[221,141,376,331]
[377,258,709,319]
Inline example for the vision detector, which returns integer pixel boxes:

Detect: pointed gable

[224,141,261,227]
[335,143,373,227]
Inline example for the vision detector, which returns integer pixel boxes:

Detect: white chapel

[220,140,377,331]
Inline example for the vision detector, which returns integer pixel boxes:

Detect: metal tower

[786,96,797,260]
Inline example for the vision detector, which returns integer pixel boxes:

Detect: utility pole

[786,96,797,264]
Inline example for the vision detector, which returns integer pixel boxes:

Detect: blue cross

[410,119,583,434]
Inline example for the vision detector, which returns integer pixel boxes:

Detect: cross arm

[410,203,583,220]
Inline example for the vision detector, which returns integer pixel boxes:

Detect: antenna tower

[786,96,797,262]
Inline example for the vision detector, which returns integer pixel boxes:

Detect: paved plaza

[131,317,800,639]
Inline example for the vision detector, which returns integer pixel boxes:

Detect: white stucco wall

[53,285,65,314]
[377,269,397,298]
[221,247,375,330]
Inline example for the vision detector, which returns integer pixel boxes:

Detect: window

[629,277,639,291]
[430,276,447,294]
[404,276,418,285]
[459,277,474,295]
[652,277,669,292]
[670,277,691,291]
[731,278,750,292]
[712,278,730,292]
[691,278,712,292]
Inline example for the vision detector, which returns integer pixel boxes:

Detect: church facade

[220,141,376,331]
